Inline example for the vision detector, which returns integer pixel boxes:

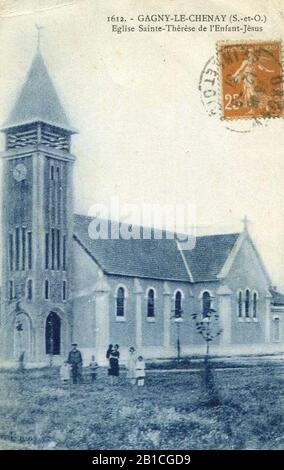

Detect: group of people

[106,344,146,386]
[60,343,146,386]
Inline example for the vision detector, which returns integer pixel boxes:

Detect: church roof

[182,233,239,281]
[270,288,284,306]
[2,52,74,132]
[73,214,240,282]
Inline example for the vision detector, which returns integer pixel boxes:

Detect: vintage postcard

[0,0,283,458]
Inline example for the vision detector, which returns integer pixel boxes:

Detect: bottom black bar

[0,450,282,467]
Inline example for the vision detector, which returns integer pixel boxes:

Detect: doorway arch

[45,312,61,355]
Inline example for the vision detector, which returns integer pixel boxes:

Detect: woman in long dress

[126,346,137,385]
[108,344,120,385]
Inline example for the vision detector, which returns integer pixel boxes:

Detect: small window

[9,280,14,300]
[62,280,67,301]
[116,287,125,317]
[175,290,183,318]
[44,280,50,300]
[245,289,250,317]
[253,292,257,318]
[273,317,280,342]
[27,279,32,300]
[202,291,211,318]
[238,291,243,317]
[147,289,155,317]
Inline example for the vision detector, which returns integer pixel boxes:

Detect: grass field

[0,363,283,450]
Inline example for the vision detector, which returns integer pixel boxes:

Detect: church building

[0,51,283,366]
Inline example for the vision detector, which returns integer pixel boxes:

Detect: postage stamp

[217,41,284,120]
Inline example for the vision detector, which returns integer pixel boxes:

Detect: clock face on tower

[13,163,27,182]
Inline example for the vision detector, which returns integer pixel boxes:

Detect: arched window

[9,280,14,301]
[44,280,49,300]
[272,317,280,342]
[253,292,258,318]
[116,287,125,317]
[174,290,182,318]
[45,312,61,355]
[272,317,280,341]
[245,289,250,317]
[202,291,211,318]
[238,291,243,317]
[147,289,155,317]
[62,281,67,301]
[27,279,33,300]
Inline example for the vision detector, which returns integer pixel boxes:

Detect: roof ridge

[74,213,240,239]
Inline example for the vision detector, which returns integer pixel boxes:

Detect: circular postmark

[199,55,256,133]
[199,42,283,133]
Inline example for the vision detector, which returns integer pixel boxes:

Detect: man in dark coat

[67,343,83,384]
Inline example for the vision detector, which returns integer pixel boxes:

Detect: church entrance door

[45,312,61,355]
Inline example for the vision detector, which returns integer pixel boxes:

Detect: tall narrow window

[253,292,257,318]
[62,280,67,301]
[9,280,14,300]
[21,228,26,270]
[51,228,55,270]
[56,166,60,181]
[116,287,125,317]
[202,291,211,318]
[27,279,32,300]
[45,233,49,269]
[57,182,61,223]
[245,289,250,317]
[9,233,13,271]
[27,232,32,269]
[15,227,20,270]
[175,291,182,318]
[62,235,66,271]
[238,291,243,317]
[273,317,280,342]
[56,229,61,270]
[44,280,50,300]
[147,289,155,317]
[50,165,54,180]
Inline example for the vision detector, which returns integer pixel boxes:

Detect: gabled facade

[0,51,283,366]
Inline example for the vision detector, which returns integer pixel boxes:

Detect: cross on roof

[35,24,44,51]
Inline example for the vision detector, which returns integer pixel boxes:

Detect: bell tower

[0,49,77,364]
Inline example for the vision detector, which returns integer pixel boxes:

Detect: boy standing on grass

[135,356,146,386]
[89,355,99,383]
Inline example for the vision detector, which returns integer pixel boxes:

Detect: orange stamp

[217,41,284,120]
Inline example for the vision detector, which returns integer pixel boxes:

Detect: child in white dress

[135,356,146,386]
[126,346,137,385]
[60,361,70,384]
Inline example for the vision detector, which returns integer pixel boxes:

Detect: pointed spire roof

[2,52,75,132]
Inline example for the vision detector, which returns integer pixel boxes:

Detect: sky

[0,0,284,288]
